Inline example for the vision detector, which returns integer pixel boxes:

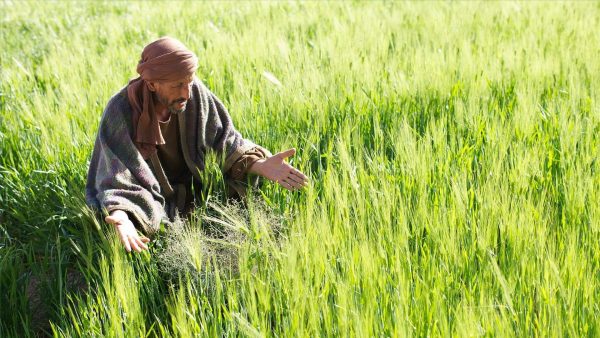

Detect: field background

[1,1,599,337]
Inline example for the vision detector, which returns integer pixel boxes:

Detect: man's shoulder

[192,77,204,89]
[105,86,131,113]
[97,86,133,133]
[192,77,212,97]
[99,86,134,124]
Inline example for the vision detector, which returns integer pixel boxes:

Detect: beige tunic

[156,114,266,217]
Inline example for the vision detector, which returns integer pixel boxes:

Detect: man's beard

[156,93,187,114]
[167,102,186,114]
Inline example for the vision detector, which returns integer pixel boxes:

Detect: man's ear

[147,81,158,92]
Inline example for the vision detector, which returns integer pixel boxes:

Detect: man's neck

[157,109,171,122]
[152,93,170,122]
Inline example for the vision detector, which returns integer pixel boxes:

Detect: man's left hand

[248,148,309,191]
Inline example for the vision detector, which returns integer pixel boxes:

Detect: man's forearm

[247,159,267,176]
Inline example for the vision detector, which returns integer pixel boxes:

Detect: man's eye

[171,81,192,89]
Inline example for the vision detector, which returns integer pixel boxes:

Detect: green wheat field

[1,1,599,337]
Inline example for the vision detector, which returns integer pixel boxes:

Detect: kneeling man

[86,37,308,252]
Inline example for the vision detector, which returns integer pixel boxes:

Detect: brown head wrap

[127,37,198,159]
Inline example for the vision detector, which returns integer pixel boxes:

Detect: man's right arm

[86,93,167,240]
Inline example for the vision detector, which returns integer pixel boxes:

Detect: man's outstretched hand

[248,148,309,191]
[105,210,150,253]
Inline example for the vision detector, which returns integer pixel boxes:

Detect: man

[86,37,308,253]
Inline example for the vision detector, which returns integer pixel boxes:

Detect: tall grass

[1,1,599,336]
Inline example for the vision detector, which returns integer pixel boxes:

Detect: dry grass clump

[156,198,284,284]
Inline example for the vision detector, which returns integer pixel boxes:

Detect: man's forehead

[163,74,194,85]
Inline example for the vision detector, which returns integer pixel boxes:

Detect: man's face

[152,75,194,114]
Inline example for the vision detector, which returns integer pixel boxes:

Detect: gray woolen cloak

[85,79,269,236]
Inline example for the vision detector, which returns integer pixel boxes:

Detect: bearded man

[86,37,308,253]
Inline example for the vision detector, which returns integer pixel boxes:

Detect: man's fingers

[278,179,294,191]
[118,234,128,250]
[120,233,132,252]
[117,228,131,252]
[135,237,149,250]
[282,178,302,190]
[288,171,308,187]
[292,168,309,182]
[114,222,148,253]
[275,148,296,160]
[105,215,118,224]
[129,236,142,252]
[286,174,305,188]
[290,179,304,189]
[289,181,303,189]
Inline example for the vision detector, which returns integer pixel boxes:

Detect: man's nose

[181,83,191,100]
